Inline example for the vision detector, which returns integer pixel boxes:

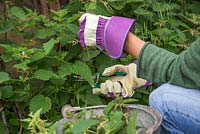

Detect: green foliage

[63,97,139,134]
[29,95,52,114]
[0,85,13,99]
[10,7,27,20]
[34,69,56,81]
[22,108,58,134]
[0,0,199,133]
[127,112,138,134]
[104,111,124,134]
[71,119,99,134]
[73,61,94,85]
[0,72,10,83]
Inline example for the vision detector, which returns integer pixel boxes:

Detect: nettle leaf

[34,69,55,81]
[29,95,51,114]
[10,7,26,21]
[58,62,73,77]
[35,29,55,39]
[73,61,94,85]
[104,111,124,133]
[95,1,112,16]
[13,60,31,71]
[103,100,116,115]
[108,1,126,10]
[152,2,172,12]
[43,38,59,55]
[65,45,81,61]
[0,21,15,33]
[85,2,96,11]
[29,51,46,63]
[127,112,138,134]
[79,87,103,105]
[134,8,153,16]
[81,49,100,61]
[0,86,13,99]
[0,72,10,83]
[67,14,80,23]
[127,0,144,2]
[71,119,99,134]
[66,24,79,34]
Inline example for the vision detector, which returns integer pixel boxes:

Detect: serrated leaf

[71,119,99,134]
[127,112,138,134]
[108,1,126,10]
[80,88,103,105]
[43,38,58,55]
[58,62,73,77]
[103,100,116,115]
[0,21,15,33]
[67,14,80,23]
[29,51,46,63]
[10,7,26,20]
[95,1,112,16]
[13,60,30,71]
[35,29,55,39]
[34,69,55,81]
[65,45,81,61]
[127,0,144,2]
[104,111,124,133]
[73,61,94,85]
[81,49,100,61]
[0,86,13,99]
[66,24,79,34]
[152,2,177,12]
[134,8,153,16]
[29,95,51,114]
[85,2,96,11]
[0,72,10,83]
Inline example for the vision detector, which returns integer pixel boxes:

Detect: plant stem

[0,101,9,134]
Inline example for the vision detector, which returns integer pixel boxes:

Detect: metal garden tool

[93,72,127,88]
[73,72,127,88]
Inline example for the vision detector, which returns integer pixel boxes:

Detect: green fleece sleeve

[137,38,200,89]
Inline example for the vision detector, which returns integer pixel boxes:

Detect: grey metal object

[57,105,162,134]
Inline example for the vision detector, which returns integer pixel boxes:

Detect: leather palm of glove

[93,63,152,98]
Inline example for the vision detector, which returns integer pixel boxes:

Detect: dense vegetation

[0,0,199,133]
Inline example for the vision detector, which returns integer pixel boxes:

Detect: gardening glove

[78,13,135,58]
[93,63,152,98]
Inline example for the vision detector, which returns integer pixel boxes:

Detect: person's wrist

[124,32,145,59]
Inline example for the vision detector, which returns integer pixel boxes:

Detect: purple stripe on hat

[77,17,86,47]
[96,17,108,49]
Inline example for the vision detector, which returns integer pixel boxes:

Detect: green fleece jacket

[137,38,200,89]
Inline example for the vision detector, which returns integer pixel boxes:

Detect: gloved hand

[78,13,135,58]
[93,63,152,98]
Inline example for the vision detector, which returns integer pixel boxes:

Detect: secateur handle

[93,72,127,88]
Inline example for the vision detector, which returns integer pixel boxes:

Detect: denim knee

[149,83,200,134]
[149,83,169,115]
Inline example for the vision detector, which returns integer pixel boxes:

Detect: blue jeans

[149,83,200,134]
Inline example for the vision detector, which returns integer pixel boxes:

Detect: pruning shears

[73,72,127,88]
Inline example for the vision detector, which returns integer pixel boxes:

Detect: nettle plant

[0,0,199,133]
[0,5,96,134]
